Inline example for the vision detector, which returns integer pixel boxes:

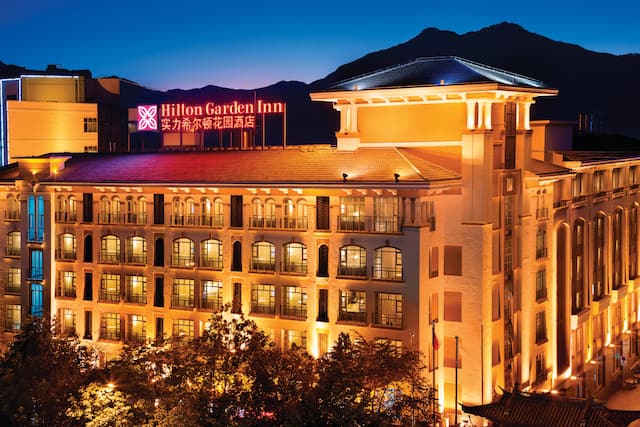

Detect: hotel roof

[26,147,460,188]
[328,56,547,91]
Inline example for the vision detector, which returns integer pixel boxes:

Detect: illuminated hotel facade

[1,57,639,419]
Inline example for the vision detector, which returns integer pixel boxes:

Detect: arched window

[613,208,624,289]
[213,198,224,227]
[338,245,367,277]
[283,242,307,274]
[126,196,147,224]
[200,239,223,269]
[172,237,194,267]
[201,197,213,226]
[232,241,242,271]
[317,244,329,277]
[172,197,185,226]
[57,233,77,260]
[5,194,19,220]
[265,199,276,228]
[572,218,586,313]
[111,196,121,223]
[28,195,44,241]
[56,195,77,222]
[185,197,196,226]
[154,237,164,267]
[630,203,639,279]
[593,214,606,300]
[251,241,275,271]
[283,199,295,228]
[374,246,403,280]
[6,230,21,257]
[100,234,121,263]
[126,236,147,264]
[99,196,111,224]
[251,198,264,227]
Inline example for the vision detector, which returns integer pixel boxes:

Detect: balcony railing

[250,216,277,229]
[97,213,125,224]
[536,287,547,302]
[337,265,367,278]
[535,208,549,219]
[250,303,276,315]
[125,213,147,225]
[6,247,20,257]
[337,216,401,233]
[126,332,146,343]
[4,210,19,221]
[281,305,306,319]
[56,249,77,261]
[372,266,403,281]
[5,283,20,294]
[281,217,308,230]
[99,291,120,303]
[536,248,548,260]
[171,296,194,308]
[170,214,224,227]
[373,312,403,328]
[125,253,147,264]
[281,261,308,274]
[55,211,77,223]
[126,294,147,304]
[200,299,223,311]
[200,258,223,269]
[100,329,121,340]
[338,310,367,323]
[100,253,121,264]
[200,214,224,227]
[250,260,276,272]
[171,255,195,268]
[58,287,77,298]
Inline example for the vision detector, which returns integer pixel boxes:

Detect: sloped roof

[328,56,547,91]
[528,158,573,177]
[40,147,461,187]
[558,151,640,165]
[462,390,640,427]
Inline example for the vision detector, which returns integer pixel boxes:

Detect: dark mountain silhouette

[3,22,640,145]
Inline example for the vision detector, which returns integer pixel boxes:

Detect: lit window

[126,275,147,304]
[6,304,20,330]
[251,198,264,227]
[61,309,76,335]
[265,199,276,228]
[6,231,21,257]
[251,241,275,271]
[173,319,194,339]
[126,236,147,264]
[31,283,43,317]
[283,199,308,229]
[283,329,306,350]
[593,170,605,194]
[338,290,366,323]
[57,271,77,298]
[172,278,194,308]
[100,273,121,302]
[282,285,307,318]
[100,313,121,340]
[251,283,275,315]
[99,196,121,224]
[213,198,224,227]
[27,195,44,241]
[282,242,307,274]
[339,196,365,231]
[83,117,97,133]
[374,293,402,328]
[56,233,77,260]
[6,268,21,294]
[374,246,403,280]
[338,245,367,277]
[200,239,223,269]
[374,196,399,232]
[56,195,77,222]
[5,194,20,220]
[30,249,43,280]
[536,311,547,343]
[201,280,223,310]
[127,314,146,342]
[100,235,121,263]
[126,196,147,224]
[536,269,547,301]
[536,228,547,259]
[172,237,195,267]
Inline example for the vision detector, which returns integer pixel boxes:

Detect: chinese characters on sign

[138,100,285,133]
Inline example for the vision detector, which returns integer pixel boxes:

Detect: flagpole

[455,335,459,427]
[432,319,437,420]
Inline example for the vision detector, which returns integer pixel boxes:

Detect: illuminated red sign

[146,100,285,133]
[137,105,158,131]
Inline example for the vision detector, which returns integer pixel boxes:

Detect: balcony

[171,256,195,268]
[200,299,222,311]
[250,216,277,229]
[171,296,194,309]
[125,213,147,225]
[5,247,20,258]
[97,213,125,225]
[338,310,367,323]
[200,258,223,270]
[125,253,147,265]
[250,303,276,315]
[372,266,403,281]
[535,208,549,220]
[337,265,367,278]
[126,294,147,304]
[55,211,77,223]
[99,291,120,303]
[4,210,19,221]
[536,248,548,260]
[56,249,77,261]
[536,287,548,302]
[281,217,308,230]
[337,216,401,233]
[281,261,308,275]
[5,283,20,294]
[373,312,403,328]
[170,214,223,227]
[281,305,306,319]
[200,214,224,227]
[58,288,77,299]
[250,260,276,272]
[100,253,121,264]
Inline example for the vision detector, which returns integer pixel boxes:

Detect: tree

[0,317,96,426]
[65,382,139,427]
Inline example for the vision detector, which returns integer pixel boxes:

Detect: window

[444,336,461,368]
[251,241,275,271]
[339,290,366,323]
[283,199,308,229]
[317,244,329,277]
[83,117,97,132]
[100,313,120,340]
[201,280,223,310]
[429,247,439,278]
[492,284,501,321]
[99,196,121,224]
[6,268,20,294]
[536,353,547,382]
[444,246,462,276]
[536,228,547,259]
[82,193,93,222]
[444,291,462,322]
[572,173,585,199]
[232,282,242,314]
[100,235,121,263]
[572,219,585,313]
[282,242,307,274]
[30,284,43,317]
[251,283,276,315]
[232,241,242,271]
[373,246,403,280]
[200,197,214,226]
[60,309,76,335]
[30,249,43,280]
[317,289,328,322]
[212,198,224,227]
[338,245,367,277]
[155,317,163,341]
[172,237,195,267]
[126,275,147,304]
[374,293,402,328]
[56,195,77,222]
[316,196,330,230]
[154,277,164,307]
[230,195,243,228]
[126,236,147,264]
[536,269,547,301]
[57,271,77,298]
[127,314,146,343]
[613,168,622,190]
[200,239,223,269]
[173,319,194,339]
[613,208,623,289]
[251,198,275,228]
[283,330,306,350]
[84,234,93,262]
[536,310,547,343]
[631,166,639,187]
[84,311,92,339]
[374,196,399,232]
[631,204,638,279]
[172,197,196,226]
[282,285,307,318]
[593,170,605,194]
[84,272,93,301]
[5,195,20,220]
[154,237,164,266]
[126,196,147,224]
[100,273,121,302]
[56,233,77,260]
[153,194,164,225]
[6,231,20,257]
[172,278,194,308]
[6,304,20,330]
[339,196,365,231]
[593,214,606,300]
[27,195,44,242]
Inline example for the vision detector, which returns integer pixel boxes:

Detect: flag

[433,331,439,350]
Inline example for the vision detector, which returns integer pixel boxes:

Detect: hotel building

[0,57,639,419]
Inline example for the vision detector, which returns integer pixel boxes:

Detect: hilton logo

[137,105,158,131]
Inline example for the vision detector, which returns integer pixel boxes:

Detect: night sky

[3,0,639,91]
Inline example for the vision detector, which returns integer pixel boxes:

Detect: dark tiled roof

[528,159,573,177]
[329,57,547,91]
[0,163,21,181]
[462,390,640,427]
[559,151,640,165]
[41,148,460,187]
